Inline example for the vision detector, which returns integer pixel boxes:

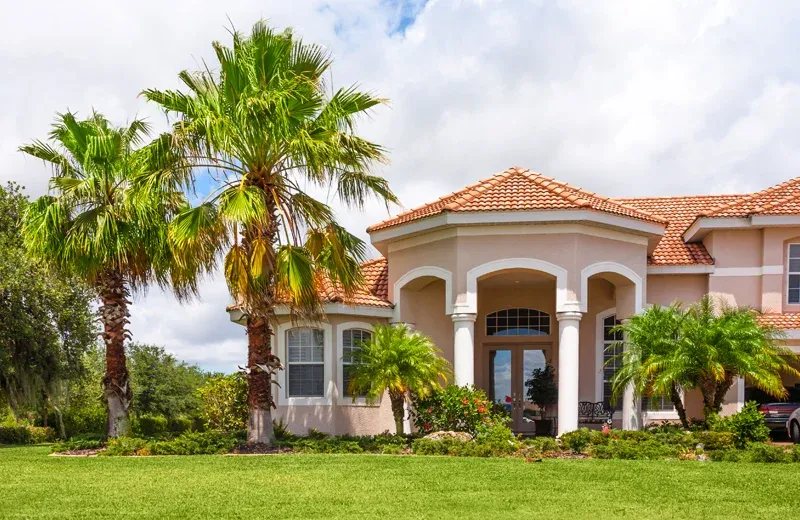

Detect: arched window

[342,328,372,397]
[486,308,550,336]
[287,327,325,397]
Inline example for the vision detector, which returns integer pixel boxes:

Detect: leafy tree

[127,343,208,420]
[349,324,452,435]
[610,303,691,428]
[197,374,248,432]
[0,182,97,437]
[142,21,397,444]
[20,112,213,437]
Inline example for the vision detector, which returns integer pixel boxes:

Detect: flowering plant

[412,385,510,435]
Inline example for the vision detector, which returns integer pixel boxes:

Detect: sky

[4,0,800,372]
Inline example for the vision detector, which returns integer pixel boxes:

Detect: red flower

[461,398,468,405]
[423,423,431,431]
[474,398,480,403]
[505,396,512,404]
[477,406,487,413]
[426,408,432,414]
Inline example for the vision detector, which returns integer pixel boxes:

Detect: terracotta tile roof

[703,177,800,217]
[227,257,391,311]
[611,195,746,266]
[367,167,667,232]
[758,313,800,330]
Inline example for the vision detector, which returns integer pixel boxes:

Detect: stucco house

[228,167,800,436]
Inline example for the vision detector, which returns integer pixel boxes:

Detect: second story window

[789,244,800,304]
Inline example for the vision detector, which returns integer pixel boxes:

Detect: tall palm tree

[681,296,798,417]
[610,303,691,428]
[141,21,398,444]
[20,111,208,437]
[349,324,452,435]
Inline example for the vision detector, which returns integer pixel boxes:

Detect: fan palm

[680,296,798,417]
[141,20,398,444]
[20,111,209,437]
[349,324,452,434]
[610,303,691,428]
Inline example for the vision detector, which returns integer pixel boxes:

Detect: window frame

[485,308,551,337]
[276,321,333,406]
[336,322,379,406]
[787,243,800,305]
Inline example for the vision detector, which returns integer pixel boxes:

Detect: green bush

[524,436,559,453]
[147,431,241,455]
[292,439,364,454]
[168,417,194,435]
[742,443,789,463]
[102,437,148,456]
[412,385,510,436]
[559,428,601,453]
[51,439,104,453]
[792,445,800,463]
[410,437,500,457]
[590,439,682,460]
[136,415,168,437]
[0,426,56,445]
[690,430,734,450]
[474,422,519,454]
[198,374,248,432]
[710,402,770,449]
[272,418,292,440]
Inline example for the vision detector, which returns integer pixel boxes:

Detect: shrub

[307,428,328,440]
[410,437,499,457]
[53,407,107,439]
[198,374,248,432]
[412,385,509,436]
[524,436,559,453]
[0,426,56,445]
[590,439,681,460]
[272,418,292,440]
[168,417,194,435]
[292,439,364,454]
[690,431,734,451]
[135,415,168,437]
[710,402,770,449]
[474,422,519,454]
[559,428,598,453]
[742,443,789,463]
[645,421,687,435]
[792,445,800,463]
[147,431,241,455]
[102,437,148,456]
[51,439,104,453]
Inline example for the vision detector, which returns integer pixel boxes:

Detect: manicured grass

[1,446,798,519]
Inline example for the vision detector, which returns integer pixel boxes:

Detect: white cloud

[4,0,800,370]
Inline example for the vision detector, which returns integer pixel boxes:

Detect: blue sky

[5,0,800,372]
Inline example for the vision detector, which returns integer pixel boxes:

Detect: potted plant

[525,361,558,436]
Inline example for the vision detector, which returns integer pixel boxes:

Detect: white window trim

[336,322,380,407]
[787,243,800,305]
[485,307,552,337]
[276,321,333,406]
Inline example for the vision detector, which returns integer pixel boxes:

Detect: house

[228,167,800,436]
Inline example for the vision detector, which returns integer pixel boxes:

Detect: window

[789,244,800,304]
[602,314,623,411]
[603,314,672,412]
[486,308,550,336]
[342,328,371,397]
[287,328,325,397]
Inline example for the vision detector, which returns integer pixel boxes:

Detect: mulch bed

[50,449,103,457]
[229,443,294,455]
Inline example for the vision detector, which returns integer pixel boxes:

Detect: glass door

[518,348,547,435]
[489,349,513,416]
[489,346,550,435]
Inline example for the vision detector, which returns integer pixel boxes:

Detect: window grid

[788,244,800,304]
[342,329,371,397]
[287,328,324,397]
[486,308,550,336]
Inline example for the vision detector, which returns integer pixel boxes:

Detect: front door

[488,345,550,435]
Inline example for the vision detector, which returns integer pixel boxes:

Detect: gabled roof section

[702,177,800,217]
[367,167,667,232]
[614,195,746,266]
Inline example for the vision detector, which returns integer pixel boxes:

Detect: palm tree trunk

[389,391,405,435]
[669,383,689,429]
[246,316,276,445]
[98,270,132,438]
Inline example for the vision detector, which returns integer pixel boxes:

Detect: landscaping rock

[423,431,472,441]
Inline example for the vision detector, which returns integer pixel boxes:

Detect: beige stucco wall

[646,275,707,307]
[270,313,396,436]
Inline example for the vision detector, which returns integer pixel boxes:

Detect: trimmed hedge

[0,426,57,445]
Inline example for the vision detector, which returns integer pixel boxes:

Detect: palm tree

[141,21,398,444]
[20,111,208,437]
[349,324,452,434]
[681,296,799,417]
[610,303,692,428]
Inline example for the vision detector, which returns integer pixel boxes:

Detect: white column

[451,312,477,386]
[557,311,582,436]
[620,320,642,430]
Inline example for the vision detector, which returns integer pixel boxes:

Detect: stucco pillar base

[452,312,477,387]
[557,310,582,436]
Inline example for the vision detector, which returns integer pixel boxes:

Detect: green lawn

[1,446,798,519]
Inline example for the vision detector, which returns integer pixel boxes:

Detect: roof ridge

[613,193,746,202]
[703,176,800,217]
[442,168,516,211]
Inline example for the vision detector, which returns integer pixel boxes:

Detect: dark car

[746,385,800,434]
